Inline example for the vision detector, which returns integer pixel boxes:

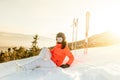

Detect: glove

[60,64,70,68]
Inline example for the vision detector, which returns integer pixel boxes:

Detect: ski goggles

[56,37,63,43]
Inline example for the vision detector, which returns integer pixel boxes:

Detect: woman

[16,32,74,70]
[50,32,74,68]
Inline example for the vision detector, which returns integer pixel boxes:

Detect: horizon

[0,30,117,39]
[0,30,120,52]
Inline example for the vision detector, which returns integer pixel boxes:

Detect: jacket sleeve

[65,47,74,65]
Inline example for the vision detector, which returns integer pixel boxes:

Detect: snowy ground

[0,43,120,80]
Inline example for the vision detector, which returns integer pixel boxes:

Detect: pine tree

[32,34,39,48]
[30,34,40,56]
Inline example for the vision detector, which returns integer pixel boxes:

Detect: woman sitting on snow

[17,32,74,70]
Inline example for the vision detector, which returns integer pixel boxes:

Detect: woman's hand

[60,64,70,68]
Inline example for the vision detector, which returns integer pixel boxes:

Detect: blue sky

[0,0,120,41]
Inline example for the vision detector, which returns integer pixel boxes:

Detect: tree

[32,34,39,48]
[30,34,40,56]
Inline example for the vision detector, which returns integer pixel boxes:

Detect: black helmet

[56,32,66,41]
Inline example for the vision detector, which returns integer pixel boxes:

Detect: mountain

[88,31,120,47]
[68,31,120,49]
[1,31,120,51]
[0,32,55,50]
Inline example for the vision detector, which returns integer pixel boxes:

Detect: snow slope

[0,43,120,80]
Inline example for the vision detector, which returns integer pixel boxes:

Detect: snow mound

[0,43,120,80]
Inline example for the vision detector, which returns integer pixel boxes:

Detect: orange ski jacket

[50,44,74,66]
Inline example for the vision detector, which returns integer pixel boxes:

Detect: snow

[0,43,120,80]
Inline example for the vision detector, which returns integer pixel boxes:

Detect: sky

[0,0,120,41]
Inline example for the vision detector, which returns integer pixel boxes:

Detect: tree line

[0,34,41,63]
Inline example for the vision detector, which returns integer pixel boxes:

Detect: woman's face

[56,37,63,43]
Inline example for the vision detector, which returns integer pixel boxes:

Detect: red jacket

[50,44,74,66]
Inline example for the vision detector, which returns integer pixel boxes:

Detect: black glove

[60,64,70,68]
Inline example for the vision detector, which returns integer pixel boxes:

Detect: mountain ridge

[0,32,55,50]
[68,31,120,49]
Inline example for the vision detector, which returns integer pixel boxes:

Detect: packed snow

[0,43,120,80]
